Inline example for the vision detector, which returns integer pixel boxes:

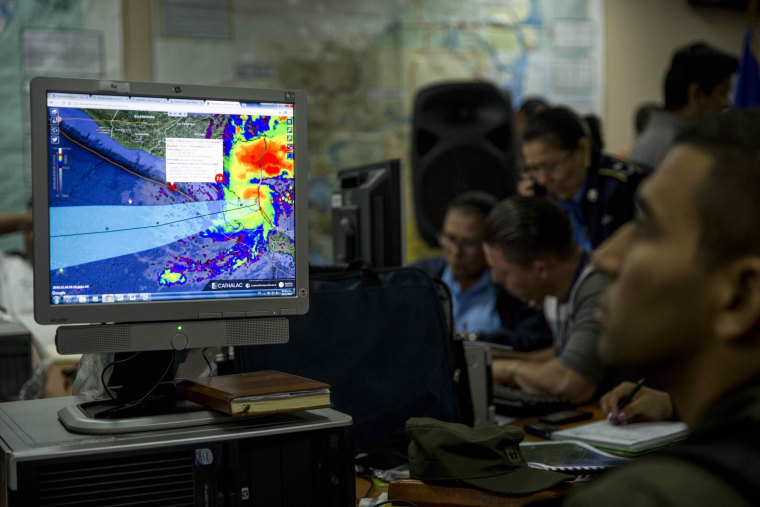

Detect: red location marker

[215,174,224,183]
[168,182,177,191]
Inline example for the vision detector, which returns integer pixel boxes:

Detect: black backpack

[235,265,463,452]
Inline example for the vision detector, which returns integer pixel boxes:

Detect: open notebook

[521,440,630,475]
[552,420,689,455]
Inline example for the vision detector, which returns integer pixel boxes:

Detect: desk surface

[355,404,605,506]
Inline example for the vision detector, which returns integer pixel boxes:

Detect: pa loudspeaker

[412,81,518,246]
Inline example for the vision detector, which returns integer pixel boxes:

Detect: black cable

[115,352,175,412]
[355,470,376,500]
[363,481,376,500]
[100,352,141,402]
[98,351,174,414]
[201,347,213,377]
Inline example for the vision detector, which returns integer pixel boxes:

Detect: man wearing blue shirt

[413,192,552,351]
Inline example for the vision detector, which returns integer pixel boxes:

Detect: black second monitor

[331,158,405,268]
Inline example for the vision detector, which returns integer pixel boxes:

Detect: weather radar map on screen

[47,92,296,306]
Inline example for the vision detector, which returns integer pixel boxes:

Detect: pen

[617,377,646,411]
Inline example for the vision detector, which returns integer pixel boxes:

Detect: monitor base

[58,397,235,434]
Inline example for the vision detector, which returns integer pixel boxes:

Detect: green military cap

[406,417,573,495]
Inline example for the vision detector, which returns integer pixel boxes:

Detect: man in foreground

[557,109,760,505]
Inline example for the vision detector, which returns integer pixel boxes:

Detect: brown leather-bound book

[175,370,332,417]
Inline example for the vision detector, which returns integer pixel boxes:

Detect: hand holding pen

[600,379,674,425]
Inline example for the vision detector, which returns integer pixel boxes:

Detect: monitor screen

[331,159,405,268]
[30,78,308,352]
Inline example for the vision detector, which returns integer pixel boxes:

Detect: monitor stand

[58,400,237,434]
[58,350,237,434]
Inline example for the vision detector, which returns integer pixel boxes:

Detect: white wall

[604,0,746,155]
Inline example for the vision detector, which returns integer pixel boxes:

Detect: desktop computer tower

[0,321,31,401]
[0,397,354,506]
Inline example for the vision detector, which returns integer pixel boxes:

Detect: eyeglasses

[523,151,573,177]
[438,233,481,252]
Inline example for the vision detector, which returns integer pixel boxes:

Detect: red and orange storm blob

[229,137,293,183]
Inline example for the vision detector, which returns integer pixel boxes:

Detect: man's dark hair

[522,106,590,152]
[483,196,575,267]
[675,108,760,269]
[519,97,549,118]
[664,42,738,111]
[446,191,498,218]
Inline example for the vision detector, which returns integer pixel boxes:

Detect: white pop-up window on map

[165,138,223,182]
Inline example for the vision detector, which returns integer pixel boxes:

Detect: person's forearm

[492,348,555,385]
[0,213,30,236]
[514,358,596,404]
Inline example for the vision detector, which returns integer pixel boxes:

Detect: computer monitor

[29,77,308,425]
[331,159,405,268]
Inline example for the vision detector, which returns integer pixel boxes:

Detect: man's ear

[534,259,550,279]
[713,256,760,343]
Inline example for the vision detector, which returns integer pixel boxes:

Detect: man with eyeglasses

[413,191,552,351]
[520,106,648,251]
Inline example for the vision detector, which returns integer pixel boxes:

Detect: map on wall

[0,0,122,253]
[156,0,602,172]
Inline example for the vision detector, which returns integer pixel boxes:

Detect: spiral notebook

[551,420,689,455]
[520,441,630,475]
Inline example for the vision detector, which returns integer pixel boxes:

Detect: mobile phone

[524,422,558,439]
[538,410,593,425]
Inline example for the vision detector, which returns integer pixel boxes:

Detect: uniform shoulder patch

[598,159,645,183]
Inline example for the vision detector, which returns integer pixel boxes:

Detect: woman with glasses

[520,106,648,251]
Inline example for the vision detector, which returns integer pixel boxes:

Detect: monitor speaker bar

[55,317,289,354]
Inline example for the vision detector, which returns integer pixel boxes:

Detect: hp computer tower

[0,397,354,506]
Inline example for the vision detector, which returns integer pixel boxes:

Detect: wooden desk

[386,479,571,506]
[356,475,387,504]
[356,405,605,506]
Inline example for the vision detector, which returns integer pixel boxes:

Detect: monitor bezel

[30,77,309,326]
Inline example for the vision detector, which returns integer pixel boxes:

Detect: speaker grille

[412,81,517,246]
[226,317,289,346]
[57,325,132,354]
[32,450,194,506]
